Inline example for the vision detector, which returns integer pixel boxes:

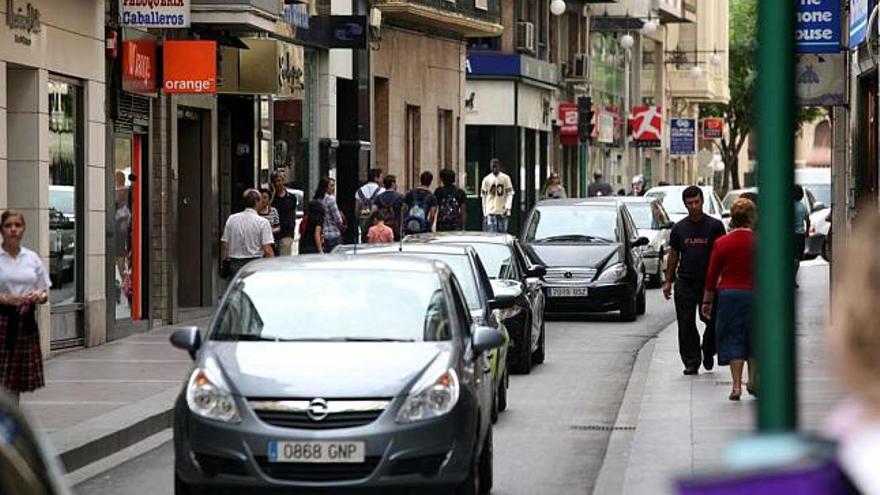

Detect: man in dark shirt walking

[434,168,468,231]
[270,171,298,256]
[587,169,614,197]
[663,186,726,375]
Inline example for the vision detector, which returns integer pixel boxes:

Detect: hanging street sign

[670,118,696,156]
[850,0,871,49]
[630,106,663,148]
[796,0,841,54]
[702,117,724,139]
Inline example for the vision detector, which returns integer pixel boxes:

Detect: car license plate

[549,287,589,297]
[268,441,366,463]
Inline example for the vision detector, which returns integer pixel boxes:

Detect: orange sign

[702,117,724,139]
[163,41,216,94]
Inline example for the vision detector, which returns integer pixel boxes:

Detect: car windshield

[211,269,452,342]
[524,206,618,243]
[468,243,515,279]
[624,203,656,230]
[722,192,741,211]
[802,183,830,206]
[394,253,481,310]
[646,190,714,216]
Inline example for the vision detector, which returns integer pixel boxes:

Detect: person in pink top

[367,210,394,244]
[701,198,757,401]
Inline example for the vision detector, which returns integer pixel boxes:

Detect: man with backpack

[374,175,405,241]
[355,168,384,242]
[435,168,468,231]
[402,171,438,235]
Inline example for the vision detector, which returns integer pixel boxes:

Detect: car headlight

[597,263,627,283]
[495,304,523,321]
[396,360,459,424]
[186,356,240,423]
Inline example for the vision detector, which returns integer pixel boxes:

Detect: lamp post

[621,34,634,188]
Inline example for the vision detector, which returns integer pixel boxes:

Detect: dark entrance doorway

[177,108,212,308]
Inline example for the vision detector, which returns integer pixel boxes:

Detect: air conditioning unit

[571,53,589,79]
[516,21,535,54]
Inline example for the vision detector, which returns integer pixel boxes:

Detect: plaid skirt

[0,305,44,393]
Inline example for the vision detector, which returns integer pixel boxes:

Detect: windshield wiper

[533,234,613,243]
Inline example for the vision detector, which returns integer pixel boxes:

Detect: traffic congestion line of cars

[168,195,672,494]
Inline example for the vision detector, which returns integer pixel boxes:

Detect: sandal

[729,388,742,401]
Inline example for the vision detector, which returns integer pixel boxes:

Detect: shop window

[48,77,84,348]
[406,105,421,187]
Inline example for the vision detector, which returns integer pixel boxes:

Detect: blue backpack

[404,190,431,234]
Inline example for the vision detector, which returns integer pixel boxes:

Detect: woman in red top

[702,198,757,401]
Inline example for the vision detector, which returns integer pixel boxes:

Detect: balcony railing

[373,0,502,37]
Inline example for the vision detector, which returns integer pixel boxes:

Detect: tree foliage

[700,0,823,192]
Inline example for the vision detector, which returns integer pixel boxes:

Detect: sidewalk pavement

[594,260,839,495]
[20,311,212,475]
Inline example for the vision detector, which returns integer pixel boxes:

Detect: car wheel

[619,292,637,322]
[822,237,831,263]
[532,322,546,365]
[497,371,508,413]
[636,286,646,315]
[512,317,532,375]
[174,473,204,495]
[478,427,494,494]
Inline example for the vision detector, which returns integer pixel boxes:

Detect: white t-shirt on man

[481,172,514,216]
[221,208,274,259]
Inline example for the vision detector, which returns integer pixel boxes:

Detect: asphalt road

[75,290,677,495]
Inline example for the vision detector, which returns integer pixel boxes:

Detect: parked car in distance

[405,232,547,374]
[521,198,648,321]
[618,197,673,288]
[645,185,724,224]
[334,243,513,423]
[721,187,758,215]
[171,256,506,495]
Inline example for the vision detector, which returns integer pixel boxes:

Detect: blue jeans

[484,215,509,233]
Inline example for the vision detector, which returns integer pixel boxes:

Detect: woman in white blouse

[0,210,50,400]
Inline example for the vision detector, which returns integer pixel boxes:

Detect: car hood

[525,243,620,269]
[207,341,452,399]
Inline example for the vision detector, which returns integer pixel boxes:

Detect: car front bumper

[543,283,631,313]
[173,391,479,492]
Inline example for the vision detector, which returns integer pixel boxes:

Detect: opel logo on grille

[564,271,573,279]
[306,398,330,421]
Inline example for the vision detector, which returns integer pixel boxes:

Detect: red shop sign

[558,103,578,136]
[702,117,724,139]
[122,40,157,94]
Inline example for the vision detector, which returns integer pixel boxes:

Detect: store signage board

[796,0,840,54]
[122,40,157,94]
[558,103,578,136]
[598,112,614,144]
[702,117,724,139]
[670,118,696,156]
[630,106,663,148]
[163,40,216,94]
[850,0,871,49]
[120,0,190,28]
[796,53,847,106]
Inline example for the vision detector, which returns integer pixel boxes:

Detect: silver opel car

[170,255,506,494]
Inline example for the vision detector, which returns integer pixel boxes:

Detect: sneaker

[683,367,699,375]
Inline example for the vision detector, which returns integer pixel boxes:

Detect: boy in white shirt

[481,158,514,233]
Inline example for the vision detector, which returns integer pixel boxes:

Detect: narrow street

[75,291,677,495]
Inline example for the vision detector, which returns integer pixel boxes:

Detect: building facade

[1,0,108,355]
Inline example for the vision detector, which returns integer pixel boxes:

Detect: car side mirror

[472,326,506,354]
[631,236,650,248]
[812,201,826,212]
[526,265,547,278]
[488,294,517,310]
[661,221,674,229]
[170,326,202,360]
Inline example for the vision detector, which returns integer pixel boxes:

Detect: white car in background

[644,185,725,225]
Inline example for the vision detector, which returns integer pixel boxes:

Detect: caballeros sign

[120,0,190,28]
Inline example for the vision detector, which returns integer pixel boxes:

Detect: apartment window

[405,105,421,187]
[438,109,454,170]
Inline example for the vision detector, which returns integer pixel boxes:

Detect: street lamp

[711,51,723,67]
[689,65,704,79]
[550,0,566,16]
[620,33,635,49]
[642,19,658,35]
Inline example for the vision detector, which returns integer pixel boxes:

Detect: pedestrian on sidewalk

[270,171,298,256]
[299,200,326,254]
[221,189,275,279]
[259,188,281,255]
[793,184,811,287]
[314,177,345,253]
[587,169,614,197]
[701,198,757,400]
[403,171,438,235]
[481,159,514,233]
[0,210,51,401]
[434,168,467,232]
[374,174,405,241]
[663,185,727,375]
[541,172,567,200]
[367,210,394,244]
[356,168,384,243]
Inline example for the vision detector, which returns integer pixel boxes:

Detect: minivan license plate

[549,287,589,297]
[268,441,365,463]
